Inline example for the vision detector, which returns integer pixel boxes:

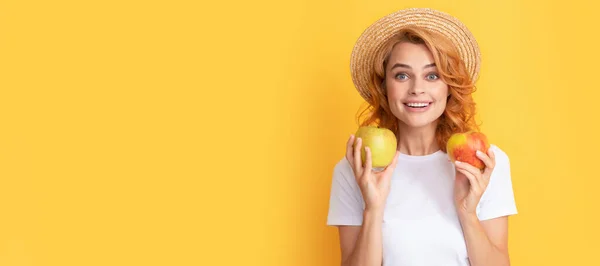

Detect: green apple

[353,126,397,168]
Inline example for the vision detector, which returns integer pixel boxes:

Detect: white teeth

[406,103,429,107]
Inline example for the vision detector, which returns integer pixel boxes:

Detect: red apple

[446,131,490,170]
[353,126,397,168]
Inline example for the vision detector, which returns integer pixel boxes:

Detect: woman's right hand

[346,135,400,212]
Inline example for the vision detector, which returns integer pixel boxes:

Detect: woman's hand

[346,135,400,212]
[453,148,496,216]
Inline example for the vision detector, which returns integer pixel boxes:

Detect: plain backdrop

[1,0,599,265]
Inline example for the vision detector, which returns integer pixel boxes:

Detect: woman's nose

[409,80,425,95]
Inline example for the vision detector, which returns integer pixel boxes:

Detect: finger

[488,148,496,162]
[455,160,484,178]
[353,137,363,175]
[456,167,481,195]
[459,160,488,189]
[484,148,496,177]
[379,151,400,183]
[476,150,495,171]
[455,161,482,189]
[364,146,373,175]
[383,151,400,175]
[345,135,355,164]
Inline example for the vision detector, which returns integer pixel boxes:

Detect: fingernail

[455,161,462,165]
[476,150,483,156]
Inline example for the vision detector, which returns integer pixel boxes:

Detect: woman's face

[385,42,448,129]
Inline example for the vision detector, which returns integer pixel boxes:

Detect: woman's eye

[395,73,409,80]
[427,73,439,80]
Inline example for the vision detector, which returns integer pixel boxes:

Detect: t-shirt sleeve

[326,158,365,226]
[476,144,518,221]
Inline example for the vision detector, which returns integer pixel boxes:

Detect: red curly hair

[356,26,481,152]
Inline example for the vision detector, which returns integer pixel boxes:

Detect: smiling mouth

[403,102,431,108]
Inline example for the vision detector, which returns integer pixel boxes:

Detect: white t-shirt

[326,144,518,266]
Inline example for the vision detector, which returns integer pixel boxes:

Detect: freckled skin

[447,131,490,170]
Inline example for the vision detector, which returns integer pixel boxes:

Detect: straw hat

[350,8,481,101]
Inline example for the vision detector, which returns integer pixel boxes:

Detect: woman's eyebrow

[390,62,436,70]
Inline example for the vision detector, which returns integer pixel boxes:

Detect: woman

[326,8,518,266]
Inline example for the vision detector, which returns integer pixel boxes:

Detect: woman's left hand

[453,148,496,216]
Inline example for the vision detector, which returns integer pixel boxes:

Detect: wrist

[458,210,479,223]
[364,207,384,219]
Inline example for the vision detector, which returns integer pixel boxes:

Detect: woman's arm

[459,213,511,266]
[453,147,516,266]
[335,136,400,266]
[339,209,384,266]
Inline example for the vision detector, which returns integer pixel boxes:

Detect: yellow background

[0,0,598,265]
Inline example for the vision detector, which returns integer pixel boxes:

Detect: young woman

[326,8,518,266]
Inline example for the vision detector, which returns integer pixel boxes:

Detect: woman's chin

[400,118,436,129]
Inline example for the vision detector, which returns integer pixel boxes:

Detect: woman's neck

[397,121,440,156]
